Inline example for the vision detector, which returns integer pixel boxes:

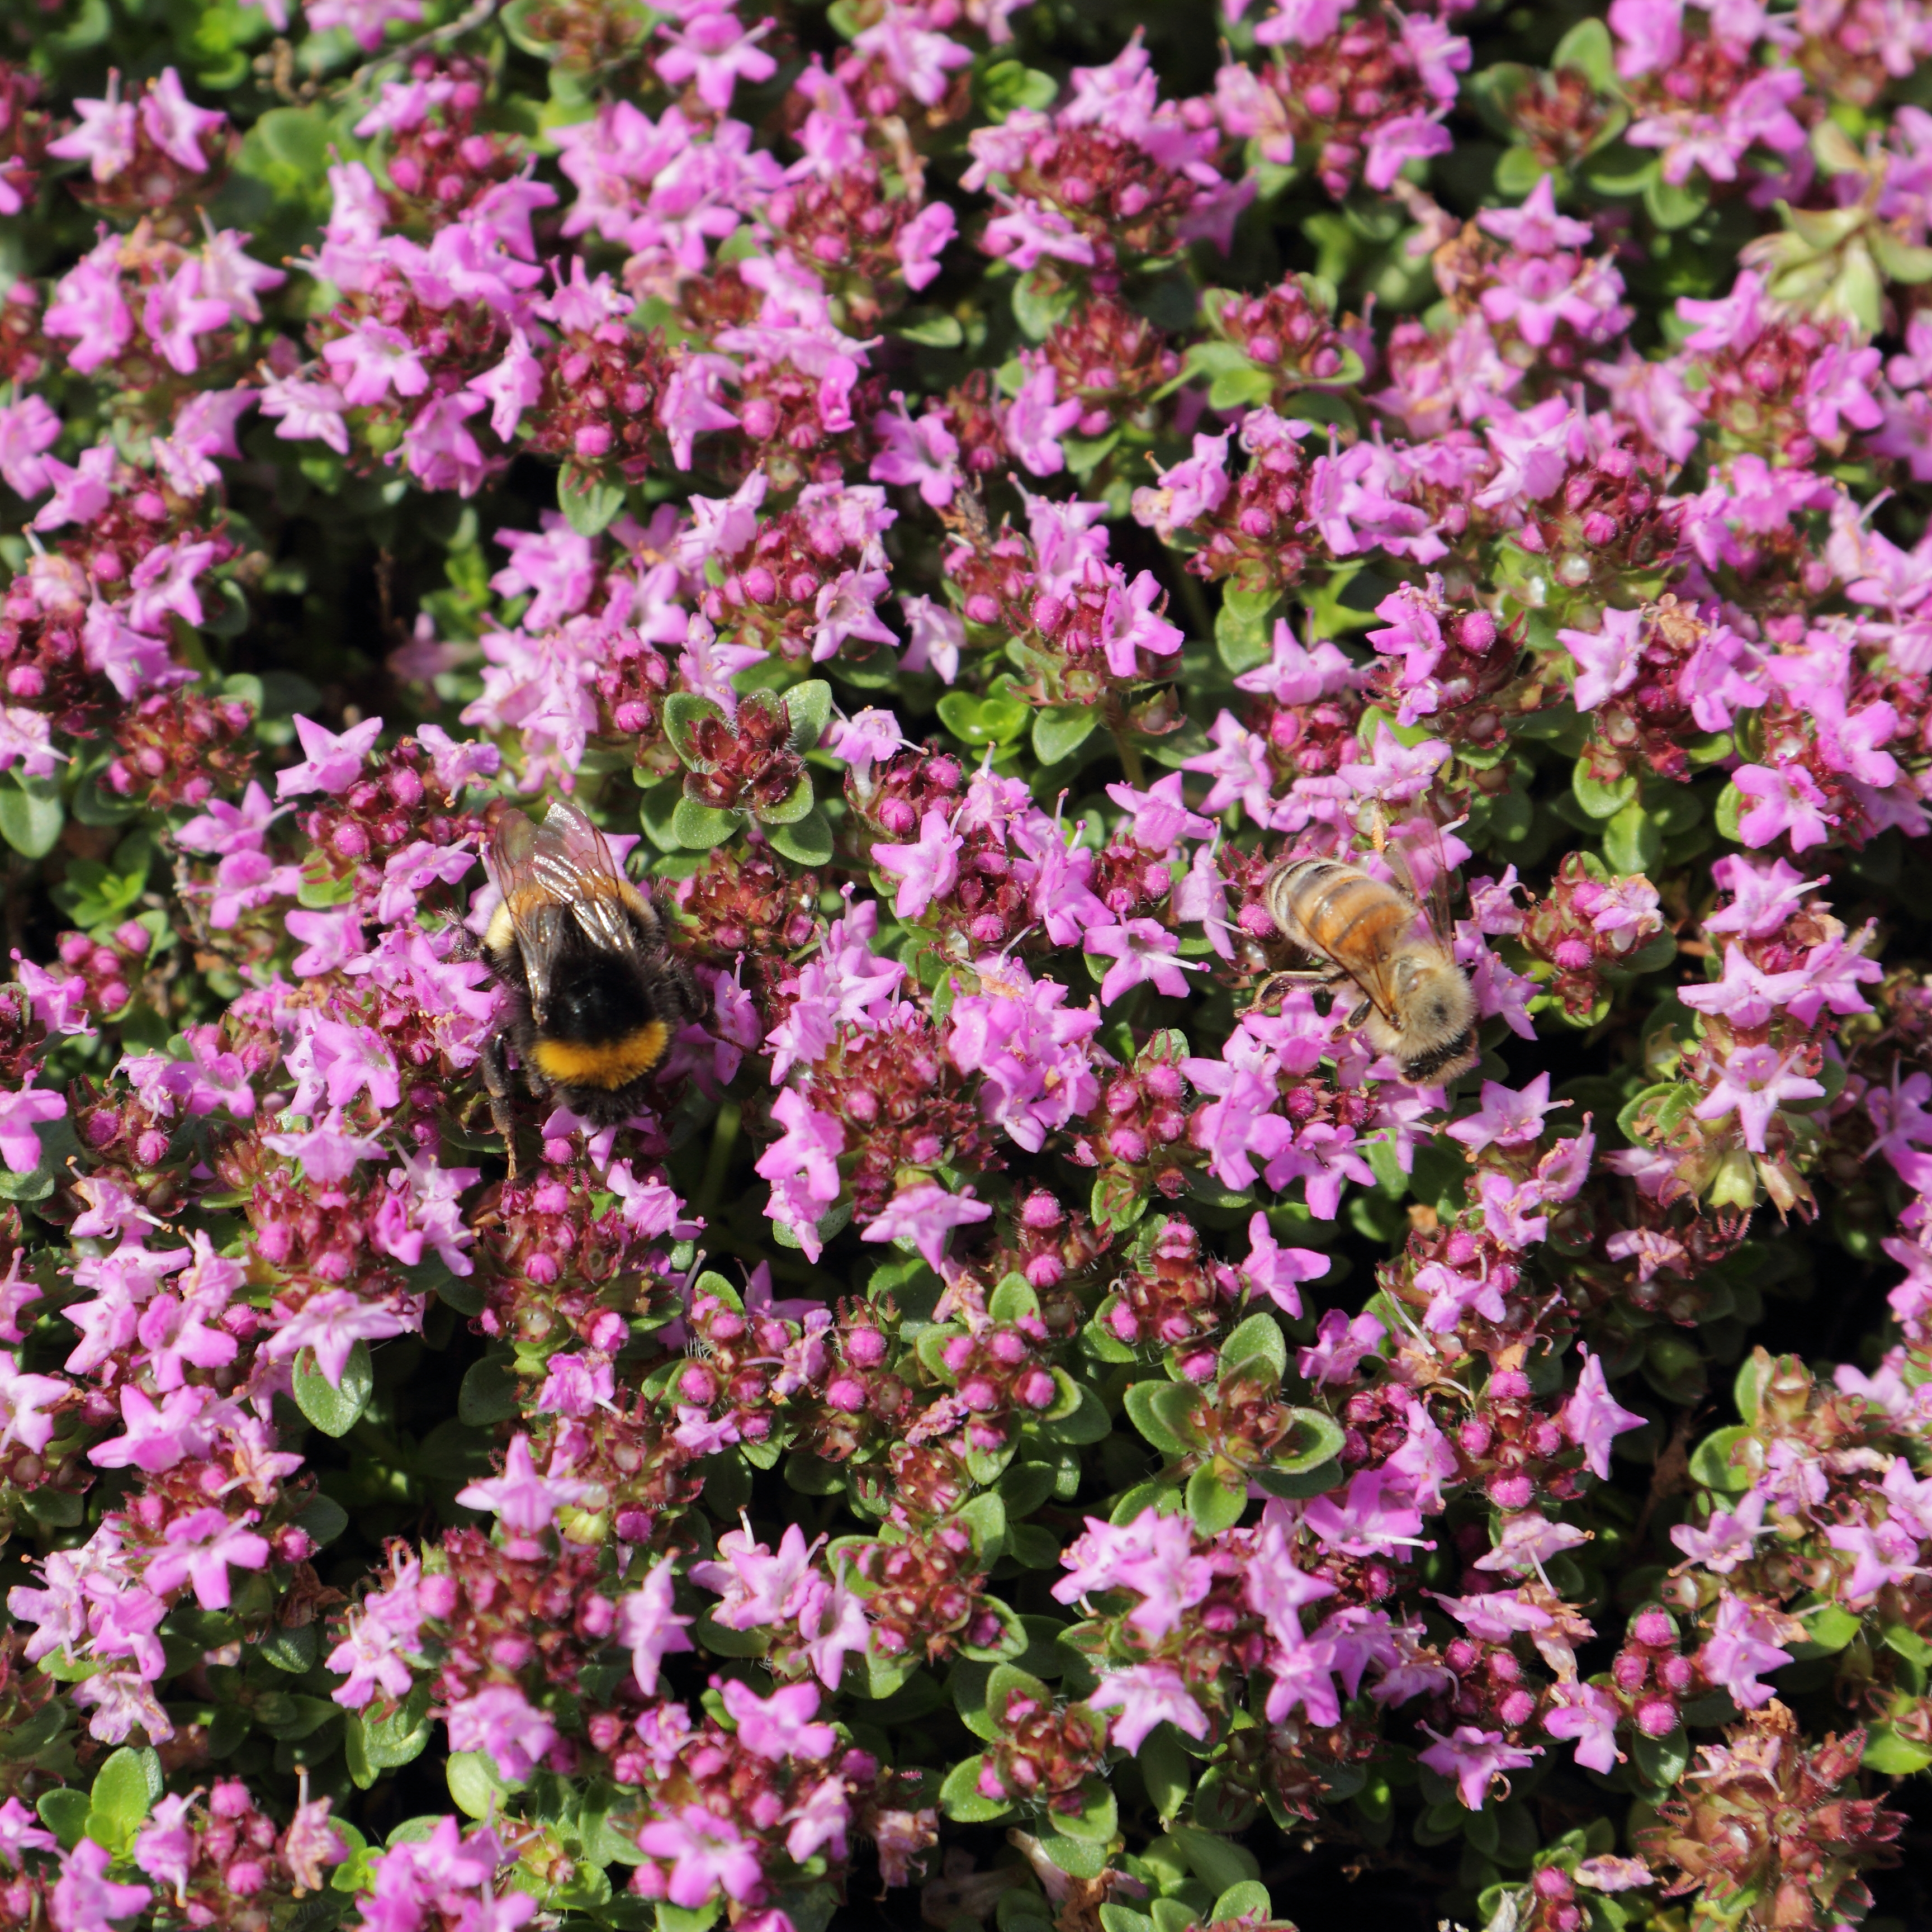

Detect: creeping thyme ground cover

[11,0,1932,1928]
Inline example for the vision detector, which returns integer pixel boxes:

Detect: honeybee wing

[490,800,644,1008]
[1381,807,1464,948]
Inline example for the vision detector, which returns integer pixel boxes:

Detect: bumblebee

[479,798,699,1168]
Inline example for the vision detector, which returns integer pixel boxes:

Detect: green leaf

[1252,1453,1341,1501]
[0,776,63,859]
[979,59,1060,122]
[448,1750,513,1819]
[768,806,834,867]
[1207,363,1279,411]
[1125,1381,1205,1455]
[1219,1314,1286,1382]
[989,1273,1043,1325]
[1185,1465,1248,1533]
[1215,587,1278,675]
[1141,1726,1191,1823]
[1034,705,1098,765]
[1034,1381,1111,1445]
[1013,271,1076,341]
[1169,1825,1259,1895]
[294,1342,373,1437]
[236,106,330,209]
[458,1355,522,1426]
[1213,1884,1275,1923]
[259,1623,319,1673]
[1631,1723,1689,1790]
[1036,1832,1111,1880]
[1603,801,1661,875]
[671,797,743,850]
[939,1754,1014,1822]
[1552,15,1616,88]
[1863,1724,1932,1775]
[1055,1776,1118,1844]
[784,679,834,752]
[1687,1424,1760,1494]
[894,311,965,348]
[1272,1405,1347,1474]
[1644,172,1710,230]
[85,1747,159,1852]
[298,1492,351,1548]
[753,771,817,826]
[37,1787,91,1852]
[557,472,625,538]
[662,692,729,770]
[1571,759,1638,820]
[937,690,1029,747]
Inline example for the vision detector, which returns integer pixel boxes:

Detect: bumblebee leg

[479,1033,520,1180]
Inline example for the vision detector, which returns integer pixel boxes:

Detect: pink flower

[1088,1663,1210,1753]
[1731,764,1838,852]
[617,1557,694,1694]
[88,1385,218,1473]
[654,11,778,112]
[1417,1723,1542,1810]
[321,321,430,408]
[1298,1308,1386,1385]
[445,1684,557,1783]
[139,69,225,172]
[1238,1210,1329,1317]
[0,396,60,498]
[277,714,384,799]
[0,1082,62,1175]
[1560,1348,1647,1480]
[872,808,962,920]
[1363,111,1453,191]
[636,1807,763,1911]
[1542,1681,1623,1774]
[870,395,962,508]
[258,372,351,455]
[0,1353,68,1456]
[144,1505,272,1609]
[691,1519,825,1630]
[49,1840,149,1932]
[455,1434,600,1535]
[860,1181,993,1268]
[1697,1594,1791,1710]
[1559,607,1645,712]
[1100,570,1185,678]
[45,245,133,373]
[1678,946,1809,1029]
[1002,362,1082,477]
[1083,919,1205,1006]
[1446,1073,1568,1153]
[1304,1470,1431,1559]
[48,78,137,182]
[263,1282,417,1391]
[721,1679,837,1760]
[1691,1041,1825,1153]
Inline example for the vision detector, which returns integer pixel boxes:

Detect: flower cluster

[8,2,1932,1930]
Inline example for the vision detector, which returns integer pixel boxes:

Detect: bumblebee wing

[529,799,657,955]
[489,808,566,1010]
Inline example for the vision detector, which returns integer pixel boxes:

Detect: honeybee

[1260,821,1478,1086]
[479,798,699,1169]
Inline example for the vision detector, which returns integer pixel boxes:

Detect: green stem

[693,1097,741,1224]
[1104,692,1145,789]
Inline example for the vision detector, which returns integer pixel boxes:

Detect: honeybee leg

[1249,966,1346,1012]
[479,1033,521,1180]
